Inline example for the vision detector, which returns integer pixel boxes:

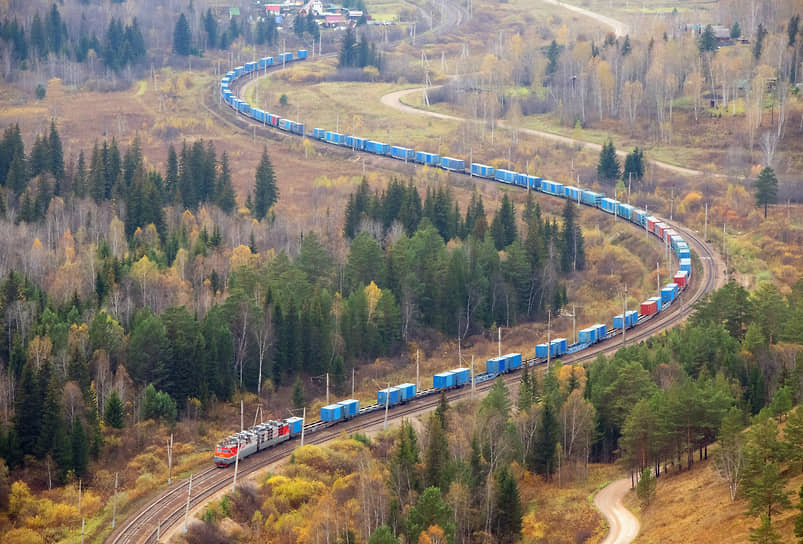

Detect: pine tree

[597,138,621,184]
[104,391,125,428]
[253,146,278,220]
[623,147,644,182]
[5,150,27,195]
[494,466,523,543]
[291,376,305,409]
[35,371,62,458]
[48,120,64,183]
[423,413,450,490]
[699,24,717,53]
[71,418,89,476]
[636,467,657,507]
[754,24,767,60]
[731,21,742,39]
[14,364,41,454]
[204,9,217,48]
[621,34,631,56]
[794,483,803,543]
[753,167,778,219]
[531,401,559,478]
[164,144,178,203]
[293,14,305,37]
[338,26,357,68]
[216,151,236,213]
[173,13,191,56]
[545,40,560,79]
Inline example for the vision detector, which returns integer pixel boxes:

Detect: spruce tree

[5,151,27,195]
[71,419,89,476]
[531,401,559,478]
[494,466,523,543]
[253,146,278,220]
[104,391,125,428]
[753,167,778,219]
[48,120,64,183]
[597,138,621,184]
[291,376,305,409]
[204,9,217,48]
[216,151,236,213]
[173,13,191,56]
[623,147,644,182]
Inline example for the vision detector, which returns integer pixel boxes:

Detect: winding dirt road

[595,478,641,544]
[380,0,704,179]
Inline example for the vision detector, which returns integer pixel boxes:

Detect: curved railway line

[109,3,724,543]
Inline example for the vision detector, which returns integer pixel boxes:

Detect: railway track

[111,4,724,542]
[108,214,722,544]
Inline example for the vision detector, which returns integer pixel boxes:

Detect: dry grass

[623,456,803,544]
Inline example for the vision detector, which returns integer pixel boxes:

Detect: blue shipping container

[581,190,603,206]
[366,141,390,154]
[536,343,548,358]
[649,296,663,311]
[451,368,470,385]
[665,283,679,297]
[594,324,607,339]
[433,372,456,389]
[578,326,597,344]
[486,356,507,375]
[565,186,580,201]
[337,399,360,418]
[415,151,440,165]
[680,258,692,274]
[245,61,257,72]
[471,163,495,177]
[661,287,675,305]
[550,338,568,356]
[495,169,516,183]
[614,313,637,330]
[526,175,542,189]
[391,146,415,161]
[297,49,308,59]
[617,203,634,220]
[678,247,691,259]
[440,157,465,171]
[505,353,522,370]
[377,387,401,406]
[313,128,326,139]
[600,198,617,213]
[321,404,343,422]
[286,416,303,435]
[397,383,417,401]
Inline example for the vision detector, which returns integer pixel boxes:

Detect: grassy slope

[623,443,803,543]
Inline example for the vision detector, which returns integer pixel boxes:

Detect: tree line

[0,123,278,230]
[1,5,146,73]
[344,178,585,335]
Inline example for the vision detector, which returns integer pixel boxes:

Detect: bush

[141,384,177,424]
[279,93,288,106]
[35,84,46,99]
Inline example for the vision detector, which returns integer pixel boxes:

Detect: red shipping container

[640,300,658,315]
[674,272,687,288]
[648,218,657,232]
[657,225,666,239]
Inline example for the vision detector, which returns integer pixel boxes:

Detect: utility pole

[469,148,473,176]
[656,262,660,294]
[232,439,240,493]
[571,304,576,344]
[670,186,674,221]
[167,433,173,485]
[628,172,632,204]
[112,472,118,529]
[471,355,475,397]
[240,400,243,433]
[78,479,82,514]
[497,327,501,358]
[644,205,648,238]
[547,310,552,369]
[704,202,708,241]
[183,472,193,533]
[326,373,329,405]
[351,368,355,399]
[416,350,420,392]
[383,382,390,430]
[300,407,306,446]
[622,285,627,346]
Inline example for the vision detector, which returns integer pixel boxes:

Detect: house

[323,14,346,27]
[264,4,281,15]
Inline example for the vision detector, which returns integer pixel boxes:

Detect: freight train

[213,52,695,467]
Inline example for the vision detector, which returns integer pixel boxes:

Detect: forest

[179,278,803,543]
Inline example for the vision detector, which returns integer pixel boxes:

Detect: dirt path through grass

[541,0,629,37]
[594,478,641,544]
[381,87,706,177]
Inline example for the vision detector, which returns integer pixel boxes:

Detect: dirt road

[594,478,641,544]
[380,87,705,177]
[542,0,629,37]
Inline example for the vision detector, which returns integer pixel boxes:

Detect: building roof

[265,4,281,11]
[325,14,345,23]
[229,7,240,16]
